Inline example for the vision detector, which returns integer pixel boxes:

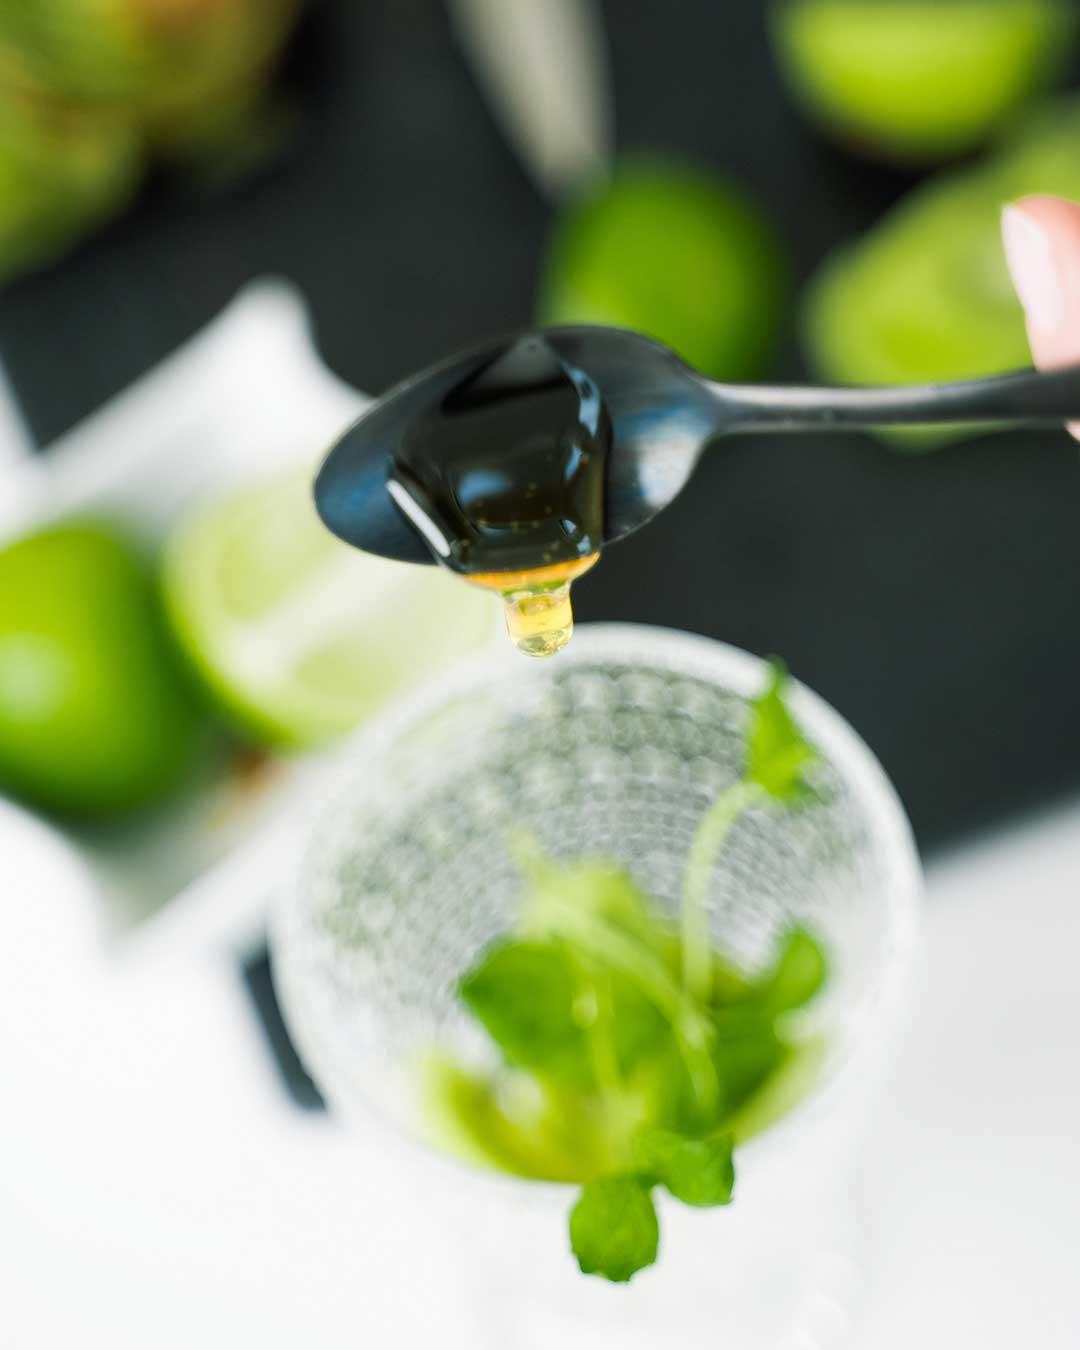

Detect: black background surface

[3,0,1080,855]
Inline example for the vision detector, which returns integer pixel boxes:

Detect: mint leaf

[459,933,672,1099]
[710,953,757,1006]
[759,927,827,1014]
[633,1128,735,1208]
[515,860,722,1115]
[459,941,593,1088]
[625,1031,716,1138]
[422,1055,593,1183]
[710,1023,788,1116]
[569,1177,659,1282]
[682,661,819,1004]
[747,660,817,802]
[606,972,671,1073]
[522,856,667,949]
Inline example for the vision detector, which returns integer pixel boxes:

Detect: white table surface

[2,789,1079,1350]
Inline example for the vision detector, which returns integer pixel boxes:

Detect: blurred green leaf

[747,660,818,803]
[450,672,828,1283]
[759,927,828,1014]
[569,1177,659,1282]
[632,1128,735,1208]
[459,940,595,1089]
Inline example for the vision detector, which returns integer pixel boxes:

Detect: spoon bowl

[315,325,1080,566]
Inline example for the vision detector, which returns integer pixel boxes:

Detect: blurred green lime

[0,523,203,818]
[802,95,1080,448]
[0,94,141,285]
[537,157,787,382]
[161,462,497,751]
[770,0,1078,164]
[0,0,300,283]
[0,0,300,152]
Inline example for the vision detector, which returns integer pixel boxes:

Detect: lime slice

[770,0,1078,163]
[0,522,203,818]
[162,462,497,749]
[537,156,787,382]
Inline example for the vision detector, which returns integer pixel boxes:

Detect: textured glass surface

[273,626,918,1149]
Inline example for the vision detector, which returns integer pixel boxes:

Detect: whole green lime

[802,94,1080,448]
[537,157,787,382]
[0,93,142,286]
[0,522,203,818]
[0,0,299,110]
[770,0,1078,163]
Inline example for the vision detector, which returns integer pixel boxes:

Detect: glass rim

[273,622,923,1199]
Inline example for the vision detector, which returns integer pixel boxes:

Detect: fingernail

[1002,204,1065,333]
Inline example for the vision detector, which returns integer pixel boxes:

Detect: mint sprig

[747,659,819,802]
[682,660,818,1002]
[447,660,826,1285]
[459,934,668,1092]
[569,1129,735,1282]
[633,1128,735,1208]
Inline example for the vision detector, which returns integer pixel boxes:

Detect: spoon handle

[716,364,1080,433]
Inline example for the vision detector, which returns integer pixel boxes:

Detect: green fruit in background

[0,0,301,161]
[770,0,1078,164]
[537,157,787,382]
[161,462,496,751]
[0,0,299,110]
[0,93,141,285]
[0,523,203,818]
[0,0,301,282]
[802,95,1080,449]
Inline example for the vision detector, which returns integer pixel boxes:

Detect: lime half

[162,463,497,750]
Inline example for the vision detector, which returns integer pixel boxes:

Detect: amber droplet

[467,554,599,658]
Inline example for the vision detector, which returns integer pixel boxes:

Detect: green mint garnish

[569,1176,659,1283]
[632,1128,735,1208]
[746,658,818,803]
[444,660,827,1285]
[758,926,827,1015]
[458,933,669,1092]
[459,940,597,1090]
[682,660,817,1002]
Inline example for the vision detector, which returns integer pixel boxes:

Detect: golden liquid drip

[467,554,600,658]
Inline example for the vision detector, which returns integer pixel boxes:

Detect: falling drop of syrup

[467,554,600,657]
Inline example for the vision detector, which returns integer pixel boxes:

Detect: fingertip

[1002,195,1080,441]
[1009,194,1080,239]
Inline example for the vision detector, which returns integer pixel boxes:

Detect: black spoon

[315,326,1080,566]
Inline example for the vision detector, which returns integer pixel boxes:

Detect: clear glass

[272,624,922,1348]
